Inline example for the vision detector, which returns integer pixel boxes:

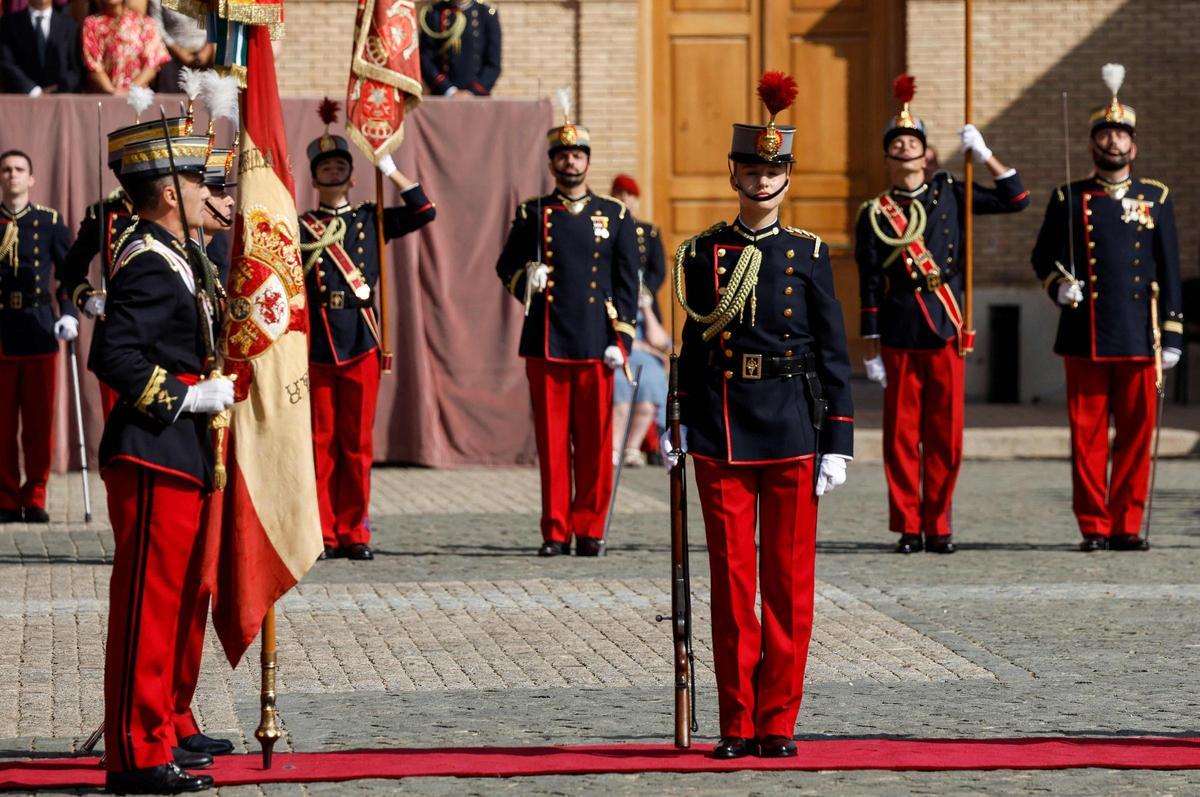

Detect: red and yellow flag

[345,0,423,162]
[211,23,323,666]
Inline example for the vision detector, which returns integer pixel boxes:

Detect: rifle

[656,354,696,748]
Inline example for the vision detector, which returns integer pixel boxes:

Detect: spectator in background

[147,0,213,92]
[0,0,81,94]
[2,0,67,12]
[81,0,168,95]
[612,287,672,468]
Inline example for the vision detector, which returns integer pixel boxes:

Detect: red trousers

[693,456,818,739]
[0,354,56,511]
[1064,358,1156,537]
[882,344,964,537]
[103,461,208,772]
[525,359,613,543]
[310,354,381,547]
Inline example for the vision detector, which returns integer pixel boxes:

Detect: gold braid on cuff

[134,366,168,416]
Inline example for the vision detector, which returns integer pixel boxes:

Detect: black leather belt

[709,350,817,381]
[0,290,47,310]
[318,289,372,310]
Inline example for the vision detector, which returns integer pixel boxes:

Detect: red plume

[892,74,916,104]
[317,97,341,126]
[757,71,798,117]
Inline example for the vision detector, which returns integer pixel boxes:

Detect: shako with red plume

[882,73,927,150]
[306,96,353,174]
[729,71,798,165]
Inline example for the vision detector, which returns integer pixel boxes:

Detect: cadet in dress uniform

[199,146,235,283]
[419,0,501,97]
[609,174,666,316]
[90,131,234,795]
[855,75,1030,555]
[667,72,853,759]
[1030,65,1181,553]
[0,149,75,524]
[495,108,640,557]
[60,116,192,419]
[300,103,436,561]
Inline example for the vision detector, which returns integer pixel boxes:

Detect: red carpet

[4,738,1200,790]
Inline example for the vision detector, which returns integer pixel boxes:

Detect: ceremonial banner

[211,23,323,666]
[346,0,423,162]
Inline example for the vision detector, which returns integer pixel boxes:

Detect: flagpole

[960,0,975,357]
[376,171,393,373]
[254,606,281,769]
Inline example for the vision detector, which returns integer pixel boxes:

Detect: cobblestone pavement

[2,458,1200,795]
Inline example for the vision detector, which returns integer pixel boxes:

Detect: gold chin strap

[299,216,347,274]
[673,230,761,342]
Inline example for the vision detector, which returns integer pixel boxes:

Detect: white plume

[202,72,241,126]
[1102,63,1125,97]
[177,66,205,101]
[554,87,572,122]
[126,85,154,117]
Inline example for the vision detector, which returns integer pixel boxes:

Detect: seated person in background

[612,287,671,468]
[419,0,501,97]
[0,0,79,94]
[81,0,168,95]
[147,0,213,92]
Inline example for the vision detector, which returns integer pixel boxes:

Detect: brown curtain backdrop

[0,95,553,469]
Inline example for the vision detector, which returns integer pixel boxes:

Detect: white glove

[54,315,79,341]
[29,86,43,98]
[603,345,625,371]
[83,293,106,318]
[660,425,688,471]
[377,154,397,177]
[815,454,849,497]
[1163,347,1181,370]
[1057,281,1084,307]
[864,355,887,388]
[525,261,549,293]
[180,377,235,415]
[959,123,992,164]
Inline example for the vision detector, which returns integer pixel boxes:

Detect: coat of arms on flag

[346,0,423,162]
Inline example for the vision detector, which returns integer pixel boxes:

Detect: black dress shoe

[1079,534,1108,552]
[171,747,212,769]
[22,506,49,523]
[319,545,340,560]
[179,732,235,756]
[537,540,570,557]
[575,537,606,557]
[713,736,756,759]
[895,533,923,554]
[1109,533,1149,551]
[344,543,374,560]
[105,762,213,794]
[757,734,798,758]
[925,535,956,554]
[0,508,21,523]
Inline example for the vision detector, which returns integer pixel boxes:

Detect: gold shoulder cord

[0,222,17,271]
[867,198,927,269]
[418,8,467,54]
[673,222,762,342]
[298,217,347,275]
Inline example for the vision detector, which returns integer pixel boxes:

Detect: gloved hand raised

[815,454,849,497]
[54,315,79,341]
[959,123,992,164]
[180,377,235,415]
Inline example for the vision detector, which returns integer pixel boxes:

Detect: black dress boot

[895,533,923,554]
[757,735,798,758]
[105,762,213,794]
[1079,534,1108,552]
[179,732,235,756]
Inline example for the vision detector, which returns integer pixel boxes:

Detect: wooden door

[650,0,905,364]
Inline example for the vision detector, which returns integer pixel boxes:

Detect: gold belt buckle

[329,290,345,309]
[8,293,21,309]
[925,268,943,291]
[741,353,763,381]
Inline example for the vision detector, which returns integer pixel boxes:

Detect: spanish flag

[210,23,323,666]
